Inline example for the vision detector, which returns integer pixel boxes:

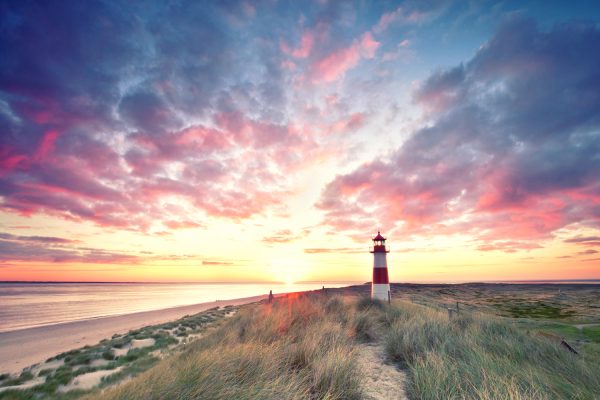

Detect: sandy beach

[0,294,266,375]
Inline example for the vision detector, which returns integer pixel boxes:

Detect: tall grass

[92,294,362,400]
[382,301,600,399]
[91,295,600,400]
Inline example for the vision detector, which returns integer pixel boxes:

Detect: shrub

[352,311,378,342]
[356,296,384,311]
[102,350,115,360]
[0,371,34,387]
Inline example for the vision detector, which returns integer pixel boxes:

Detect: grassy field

[88,293,363,400]
[2,284,599,399]
[93,287,600,399]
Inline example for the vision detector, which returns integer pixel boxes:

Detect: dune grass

[91,293,600,400]
[381,300,600,399]
[92,293,363,400]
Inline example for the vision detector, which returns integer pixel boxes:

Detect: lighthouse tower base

[372,283,390,301]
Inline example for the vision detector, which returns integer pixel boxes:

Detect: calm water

[0,282,353,333]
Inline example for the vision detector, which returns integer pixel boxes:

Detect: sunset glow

[1,1,600,283]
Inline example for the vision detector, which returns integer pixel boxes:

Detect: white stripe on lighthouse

[374,252,387,269]
[372,283,390,300]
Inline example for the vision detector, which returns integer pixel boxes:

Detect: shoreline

[0,294,267,375]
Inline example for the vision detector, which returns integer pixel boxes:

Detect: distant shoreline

[0,281,359,284]
[1,279,599,284]
[0,294,269,375]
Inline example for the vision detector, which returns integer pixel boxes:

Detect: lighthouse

[370,231,391,301]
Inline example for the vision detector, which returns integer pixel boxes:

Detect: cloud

[476,241,543,253]
[0,232,78,244]
[202,260,234,266]
[262,229,304,244]
[317,17,600,247]
[0,232,228,264]
[563,236,600,247]
[577,249,599,256]
[309,32,380,83]
[0,232,139,263]
[118,91,181,134]
[304,247,364,254]
[281,31,315,58]
[374,2,442,33]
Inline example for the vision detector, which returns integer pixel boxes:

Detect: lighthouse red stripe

[373,268,389,284]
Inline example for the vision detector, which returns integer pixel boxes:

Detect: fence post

[388,290,391,304]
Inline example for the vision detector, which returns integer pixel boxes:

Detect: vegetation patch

[91,294,363,400]
[382,301,600,399]
[0,371,34,388]
[583,326,600,343]
[493,301,576,319]
[0,306,236,400]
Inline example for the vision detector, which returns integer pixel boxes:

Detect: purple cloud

[0,232,139,263]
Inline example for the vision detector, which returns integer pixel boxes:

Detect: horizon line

[1,279,599,285]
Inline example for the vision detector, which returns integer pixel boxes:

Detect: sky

[1,0,600,283]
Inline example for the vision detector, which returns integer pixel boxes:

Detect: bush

[0,371,34,387]
[352,311,378,342]
[102,350,115,360]
[356,296,384,311]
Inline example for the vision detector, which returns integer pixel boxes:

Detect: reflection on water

[0,282,353,333]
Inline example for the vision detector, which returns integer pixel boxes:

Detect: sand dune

[0,294,266,375]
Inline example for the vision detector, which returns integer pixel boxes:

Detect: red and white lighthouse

[370,231,390,301]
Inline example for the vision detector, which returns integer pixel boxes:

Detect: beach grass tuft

[382,300,600,399]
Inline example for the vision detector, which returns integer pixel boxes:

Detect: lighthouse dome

[373,231,386,241]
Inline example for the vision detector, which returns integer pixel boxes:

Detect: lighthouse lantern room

[370,231,391,301]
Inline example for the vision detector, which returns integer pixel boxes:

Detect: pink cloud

[374,6,432,33]
[163,220,203,230]
[310,32,380,83]
[359,32,380,59]
[0,149,27,174]
[325,113,367,134]
[35,130,61,159]
[476,240,543,253]
[282,31,315,58]
[0,111,303,231]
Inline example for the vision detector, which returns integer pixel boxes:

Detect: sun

[285,276,295,287]
[270,259,306,286]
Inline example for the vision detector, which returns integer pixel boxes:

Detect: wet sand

[0,294,266,374]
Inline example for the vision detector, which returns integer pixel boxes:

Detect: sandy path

[357,343,408,400]
[0,294,266,375]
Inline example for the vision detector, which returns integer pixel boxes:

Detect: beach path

[357,343,408,400]
[0,294,265,375]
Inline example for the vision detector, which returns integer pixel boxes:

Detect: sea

[0,282,355,333]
